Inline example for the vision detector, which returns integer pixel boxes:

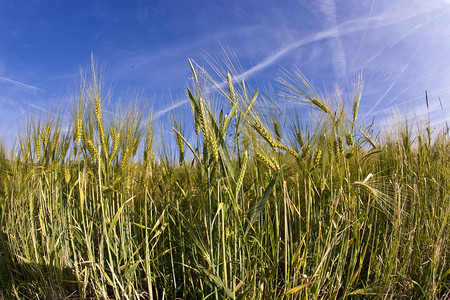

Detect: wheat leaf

[108,195,136,238]
[245,172,278,235]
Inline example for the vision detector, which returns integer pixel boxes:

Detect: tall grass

[0,59,448,299]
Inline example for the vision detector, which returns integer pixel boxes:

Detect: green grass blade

[245,172,278,236]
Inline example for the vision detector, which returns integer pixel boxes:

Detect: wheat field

[0,60,448,299]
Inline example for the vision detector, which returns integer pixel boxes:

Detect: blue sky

[1,0,450,146]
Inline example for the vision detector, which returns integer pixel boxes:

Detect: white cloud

[0,75,41,92]
[317,0,347,78]
[365,44,422,116]
[230,5,440,84]
[154,98,189,120]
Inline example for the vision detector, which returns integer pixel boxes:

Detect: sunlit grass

[0,58,448,299]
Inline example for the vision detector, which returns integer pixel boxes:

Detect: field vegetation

[0,59,448,299]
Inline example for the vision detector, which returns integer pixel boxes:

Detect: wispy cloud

[351,0,375,71]
[375,94,449,132]
[365,43,422,116]
[27,102,48,113]
[317,0,347,78]
[0,75,41,92]
[230,4,441,83]
[92,28,103,46]
[154,98,189,120]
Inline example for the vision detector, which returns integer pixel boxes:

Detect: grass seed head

[273,121,281,143]
[175,129,185,165]
[197,98,207,136]
[43,125,51,148]
[87,140,98,160]
[256,152,279,171]
[208,133,219,162]
[278,143,300,159]
[34,137,41,162]
[20,143,27,163]
[338,136,344,153]
[227,73,236,105]
[353,181,378,197]
[314,149,322,166]
[236,150,248,193]
[75,118,82,144]
[311,98,330,115]
[300,145,311,160]
[252,121,278,151]
[61,141,69,160]
[64,167,71,184]
[345,132,354,147]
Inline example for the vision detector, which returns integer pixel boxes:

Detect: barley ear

[236,150,248,196]
[338,136,344,153]
[94,96,108,161]
[352,73,363,124]
[188,58,198,84]
[256,152,279,171]
[296,131,304,147]
[311,98,330,115]
[198,98,207,136]
[345,132,354,147]
[251,121,278,151]
[313,149,322,166]
[43,124,51,149]
[20,143,27,163]
[34,136,41,162]
[273,121,281,143]
[174,128,185,165]
[64,167,71,184]
[299,145,311,160]
[353,181,378,197]
[227,73,236,105]
[277,143,300,159]
[208,132,219,162]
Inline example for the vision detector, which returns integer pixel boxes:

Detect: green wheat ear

[273,121,281,143]
[311,98,330,115]
[256,152,279,171]
[235,150,248,196]
[188,58,198,84]
[227,72,236,105]
[345,132,354,147]
[277,143,300,159]
[174,128,185,165]
[353,181,378,197]
[208,131,219,162]
[251,121,278,151]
